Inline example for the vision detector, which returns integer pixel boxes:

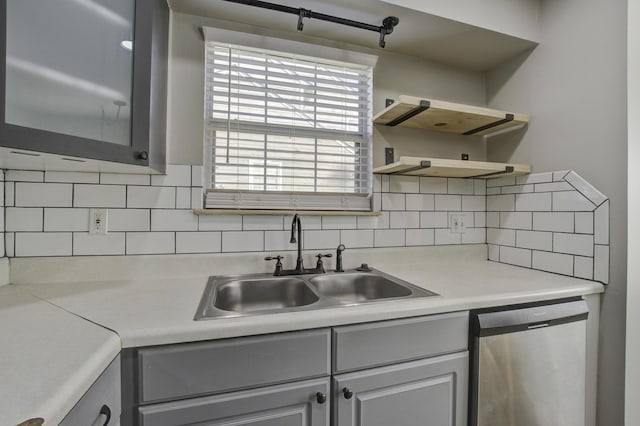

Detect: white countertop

[15,245,604,348]
[0,286,120,426]
[1,245,604,424]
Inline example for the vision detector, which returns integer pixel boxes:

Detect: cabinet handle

[91,404,111,426]
[137,151,149,161]
[316,392,326,404]
[343,387,354,399]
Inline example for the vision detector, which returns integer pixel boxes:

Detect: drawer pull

[316,392,326,404]
[343,387,354,399]
[91,405,111,426]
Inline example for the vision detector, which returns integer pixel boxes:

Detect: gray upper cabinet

[0,0,168,172]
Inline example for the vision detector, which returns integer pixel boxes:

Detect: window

[203,29,375,211]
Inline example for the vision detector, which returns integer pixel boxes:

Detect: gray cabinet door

[334,352,468,426]
[138,378,330,426]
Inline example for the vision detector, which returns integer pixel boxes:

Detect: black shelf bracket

[222,0,399,48]
[471,166,515,179]
[390,160,432,175]
[463,113,515,136]
[385,100,430,127]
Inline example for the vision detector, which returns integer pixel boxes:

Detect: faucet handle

[315,253,332,273]
[265,256,284,276]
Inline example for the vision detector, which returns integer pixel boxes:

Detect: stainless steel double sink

[195,268,438,319]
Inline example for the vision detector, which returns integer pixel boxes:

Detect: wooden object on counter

[373,157,531,178]
[374,95,529,136]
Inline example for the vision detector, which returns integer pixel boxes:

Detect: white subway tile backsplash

[534,182,573,192]
[500,246,532,268]
[553,170,570,182]
[553,233,593,256]
[420,212,448,228]
[100,173,150,186]
[486,212,499,228]
[553,191,595,212]
[127,232,175,255]
[594,201,609,244]
[419,177,447,194]
[390,175,419,193]
[390,211,419,229]
[516,230,552,251]
[405,194,434,211]
[447,178,474,195]
[6,208,43,231]
[5,182,14,207]
[462,228,486,244]
[45,171,99,184]
[15,182,72,207]
[532,212,574,232]
[372,175,382,193]
[474,212,486,228]
[486,187,501,195]
[500,212,532,230]
[487,228,515,246]
[564,171,607,206]
[198,214,243,231]
[322,216,357,230]
[574,256,594,280]
[462,196,485,211]
[532,251,573,276]
[176,188,191,209]
[357,212,389,229]
[382,193,405,211]
[176,232,221,254]
[243,215,284,231]
[6,170,44,182]
[488,244,499,261]
[473,179,486,196]
[575,212,594,234]
[151,165,192,187]
[374,229,405,247]
[264,231,292,252]
[151,210,198,232]
[5,233,14,257]
[109,209,150,232]
[73,233,125,255]
[435,229,462,245]
[405,229,434,246]
[191,166,203,187]
[303,230,340,250]
[15,233,72,257]
[594,245,609,284]
[486,176,516,187]
[127,186,176,209]
[487,194,515,212]
[191,188,204,210]
[380,175,390,192]
[501,184,533,194]
[515,192,551,211]
[435,195,461,211]
[516,172,553,185]
[340,230,374,248]
[300,216,322,230]
[74,184,126,208]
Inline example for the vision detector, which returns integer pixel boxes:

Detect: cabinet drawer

[138,329,330,403]
[60,355,121,426]
[138,378,330,426]
[332,312,468,373]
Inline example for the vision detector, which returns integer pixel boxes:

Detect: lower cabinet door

[334,352,468,426]
[138,378,330,426]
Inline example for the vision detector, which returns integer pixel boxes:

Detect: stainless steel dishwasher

[469,298,589,426]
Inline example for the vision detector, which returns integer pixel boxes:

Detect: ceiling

[168,0,538,72]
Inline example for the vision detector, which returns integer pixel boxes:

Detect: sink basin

[195,268,438,320]
[308,273,412,303]
[212,277,319,313]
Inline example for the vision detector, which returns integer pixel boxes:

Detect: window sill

[194,209,381,216]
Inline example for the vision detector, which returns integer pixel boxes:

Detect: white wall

[486,0,627,424]
[379,0,541,42]
[165,12,488,167]
[627,0,639,423]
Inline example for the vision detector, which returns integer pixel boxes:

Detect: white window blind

[204,40,373,211]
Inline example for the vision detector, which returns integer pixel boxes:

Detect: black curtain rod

[221,0,399,47]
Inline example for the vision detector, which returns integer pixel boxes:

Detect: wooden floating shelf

[373,95,529,136]
[373,157,531,179]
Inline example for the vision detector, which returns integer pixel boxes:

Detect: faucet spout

[290,214,304,272]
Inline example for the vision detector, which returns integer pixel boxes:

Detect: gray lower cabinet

[138,378,330,426]
[333,352,469,426]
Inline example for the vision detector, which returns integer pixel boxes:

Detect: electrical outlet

[449,213,466,234]
[89,209,108,235]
